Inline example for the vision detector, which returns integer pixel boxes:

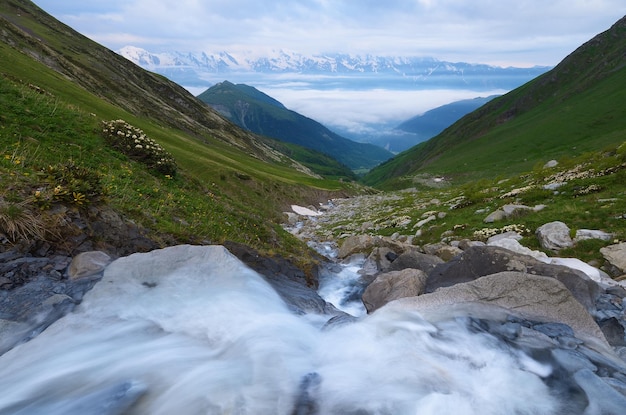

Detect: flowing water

[0,246,612,414]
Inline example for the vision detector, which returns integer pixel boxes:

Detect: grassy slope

[0,1,357,265]
[364,16,626,189]
[198,81,393,171]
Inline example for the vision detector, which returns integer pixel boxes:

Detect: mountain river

[0,242,623,414]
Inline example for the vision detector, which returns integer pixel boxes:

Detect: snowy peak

[117,46,549,76]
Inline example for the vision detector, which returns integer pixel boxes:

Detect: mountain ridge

[362,15,626,188]
[198,81,393,172]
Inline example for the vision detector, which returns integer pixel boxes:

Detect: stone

[575,229,613,242]
[487,231,523,244]
[483,210,506,223]
[502,204,531,217]
[338,235,377,258]
[434,245,463,261]
[544,159,558,168]
[536,221,574,251]
[415,215,436,228]
[362,268,427,313]
[426,246,600,312]
[457,239,486,250]
[389,250,444,273]
[68,251,112,280]
[487,237,550,262]
[382,272,608,346]
[600,242,626,274]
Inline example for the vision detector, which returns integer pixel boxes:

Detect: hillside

[396,96,498,139]
[0,0,358,266]
[198,81,393,172]
[363,15,626,189]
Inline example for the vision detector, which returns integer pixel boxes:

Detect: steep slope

[198,81,393,171]
[0,0,304,166]
[396,96,498,138]
[0,0,358,262]
[363,15,626,188]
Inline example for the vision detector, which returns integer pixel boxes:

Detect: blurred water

[0,254,569,414]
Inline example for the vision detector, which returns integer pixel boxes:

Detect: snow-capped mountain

[118,46,550,89]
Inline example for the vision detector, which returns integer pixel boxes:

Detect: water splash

[0,246,610,414]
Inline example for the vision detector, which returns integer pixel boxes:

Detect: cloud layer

[34,0,626,67]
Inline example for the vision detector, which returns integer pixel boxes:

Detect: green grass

[317,143,626,266]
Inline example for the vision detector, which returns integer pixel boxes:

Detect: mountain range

[119,46,550,91]
[197,81,392,172]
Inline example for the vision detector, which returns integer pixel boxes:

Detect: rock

[600,242,626,275]
[502,204,532,216]
[536,221,574,251]
[362,268,427,313]
[544,160,559,168]
[573,369,626,414]
[487,231,523,244]
[383,271,608,347]
[338,235,377,258]
[415,215,436,228]
[426,246,600,312]
[388,250,444,274]
[68,251,112,280]
[434,245,463,261]
[484,210,506,223]
[457,239,486,250]
[487,237,550,262]
[575,229,613,242]
[361,247,396,275]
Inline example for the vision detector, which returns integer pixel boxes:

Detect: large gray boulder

[536,221,574,251]
[425,246,600,312]
[382,271,608,348]
[362,268,427,313]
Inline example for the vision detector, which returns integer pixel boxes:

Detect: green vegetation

[319,142,625,265]
[363,17,626,189]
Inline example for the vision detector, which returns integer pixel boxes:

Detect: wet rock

[362,268,427,313]
[68,251,112,280]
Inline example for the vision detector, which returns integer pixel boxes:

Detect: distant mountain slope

[363,15,626,188]
[198,81,393,171]
[396,96,498,138]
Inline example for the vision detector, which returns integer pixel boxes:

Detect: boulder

[483,210,506,223]
[600,242,626,275]
[362,268,427,313]
[68,251,112,280]
[434,245,463,261]
[388,250,444,274]
[338,235,378,258]
[536,221,574,251]
[426,246,600,312]
[382,272,608,347]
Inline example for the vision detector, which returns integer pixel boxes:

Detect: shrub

[35,161,105,208]
[101,120,177,176]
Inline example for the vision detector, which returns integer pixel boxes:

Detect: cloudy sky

[33,0,626,67]
[30,1,626,134]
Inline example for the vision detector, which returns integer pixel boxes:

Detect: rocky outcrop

[383,271,608,346]
[425,246,600,312]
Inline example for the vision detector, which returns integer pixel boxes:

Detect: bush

[101,120,177,176]
[35,161,105,208]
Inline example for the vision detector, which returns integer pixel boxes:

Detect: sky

[32,0,626,67]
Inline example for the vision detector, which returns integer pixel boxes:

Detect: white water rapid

[0,245,614,414]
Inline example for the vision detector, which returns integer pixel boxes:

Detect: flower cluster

[472,224,531,241]
[101,120,176,176]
